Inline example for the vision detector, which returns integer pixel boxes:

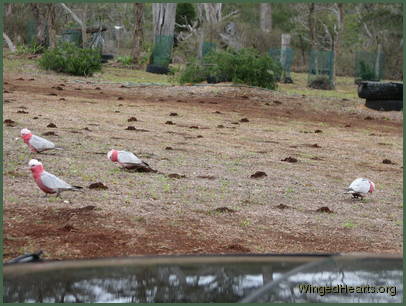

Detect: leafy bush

[179,48,281,89]
[359,60,377,81]
[116,55,134,66]
[16,42,45,55]
[39,43,102,76]
[308,75,333,90]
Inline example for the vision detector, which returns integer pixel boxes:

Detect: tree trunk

[3,32,16,52]
[331,3,344,88]
[81,4,88,48]
[46,4,57,48]
[375,43,382,80]
[131,3,144,64]
[30,3,47,46]
[260,3,272,33]
[280,34,292,82]
[152,3,177,40]
[308,3,316,49]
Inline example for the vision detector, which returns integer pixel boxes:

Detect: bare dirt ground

[3,70,403,261]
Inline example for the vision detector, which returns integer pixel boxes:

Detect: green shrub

[359,60,377,81]
[116,55,134,66]
[39,43,101,76]
[179,48,281,89]
[308,74,333,90]
[179,59,208,84]
[16,42,45,55]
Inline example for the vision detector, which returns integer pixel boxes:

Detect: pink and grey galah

[28,159,82,197]
[21,128,61,153]
[344,178,375,199]
[107,149,156,172]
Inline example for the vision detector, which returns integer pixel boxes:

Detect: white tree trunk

[152,3,177,40]
[375,43,382,80]
[280,34,291,82]
[3,32,16,52]
[260,3,272,33]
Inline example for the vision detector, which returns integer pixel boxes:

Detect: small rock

[4,119,16,127]
[196,135,203,138]
[59,98,66,101]
[74,88,81,90]
[214,207,236,213]
[273,100,282,105]
[83,127,91,131]
[42,131,57,136]
[88,182,108,190]
[95,87,101,90]
[33,117,38,120]
[48,93,57,96]
[310,143,321,148]
[251,171,267,178]
[281,157,298,163]
[54,86,63,91]
[47,123,57,128]
[214,111,222,114]
[190,125,199,129]
[314,129,323,133]
[169,112,178,116]
[117,97,124,100]
[240,118,249,123]
[345,124,351,127]
[115,110,120,113]
[168,173,186,179]
[316,207,333,213]
[16,77,24,81]
[165,121,175,125]
[231,122,240,125]
[383,159,394,164]
[126,126,136,130]
[165,146,173,150]
[265,102,270,105]
[217,125,225,128]
[276,204,289,209]
[120,85,129,88]
[17,110,28,114]
[197,175,217,180]
[128,117,138,122]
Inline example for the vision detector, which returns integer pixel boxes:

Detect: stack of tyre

[358,81,403,111]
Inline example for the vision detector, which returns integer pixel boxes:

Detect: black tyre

[365,99,403,111]
[146,64,169,75]
[358,81,403,100]
[101,54,114,63]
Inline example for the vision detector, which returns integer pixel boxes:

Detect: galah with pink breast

[21,128,61,153]
[344,178,375,199]
[28,159,82,197]
[107,149,156,172]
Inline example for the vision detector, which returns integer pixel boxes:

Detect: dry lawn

[3,66,403,261]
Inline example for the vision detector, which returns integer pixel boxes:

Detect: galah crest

[21,128,61,153]
[344,178,375,199]
[107,149,156,172]
[28,159,82,197]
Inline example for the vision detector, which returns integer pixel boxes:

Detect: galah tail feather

[344,178,375,199]
[21,128,62,153]
[107,149,156,172]
[28,159,82,197]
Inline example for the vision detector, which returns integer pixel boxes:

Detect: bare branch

[3,32,16,52]
[60,3,83,27]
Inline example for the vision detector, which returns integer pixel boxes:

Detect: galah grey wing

[40,171,73,191]
[29,135,55,152]
[348,178,370,194]
[118,151,155,172]
[118,151,144,165]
